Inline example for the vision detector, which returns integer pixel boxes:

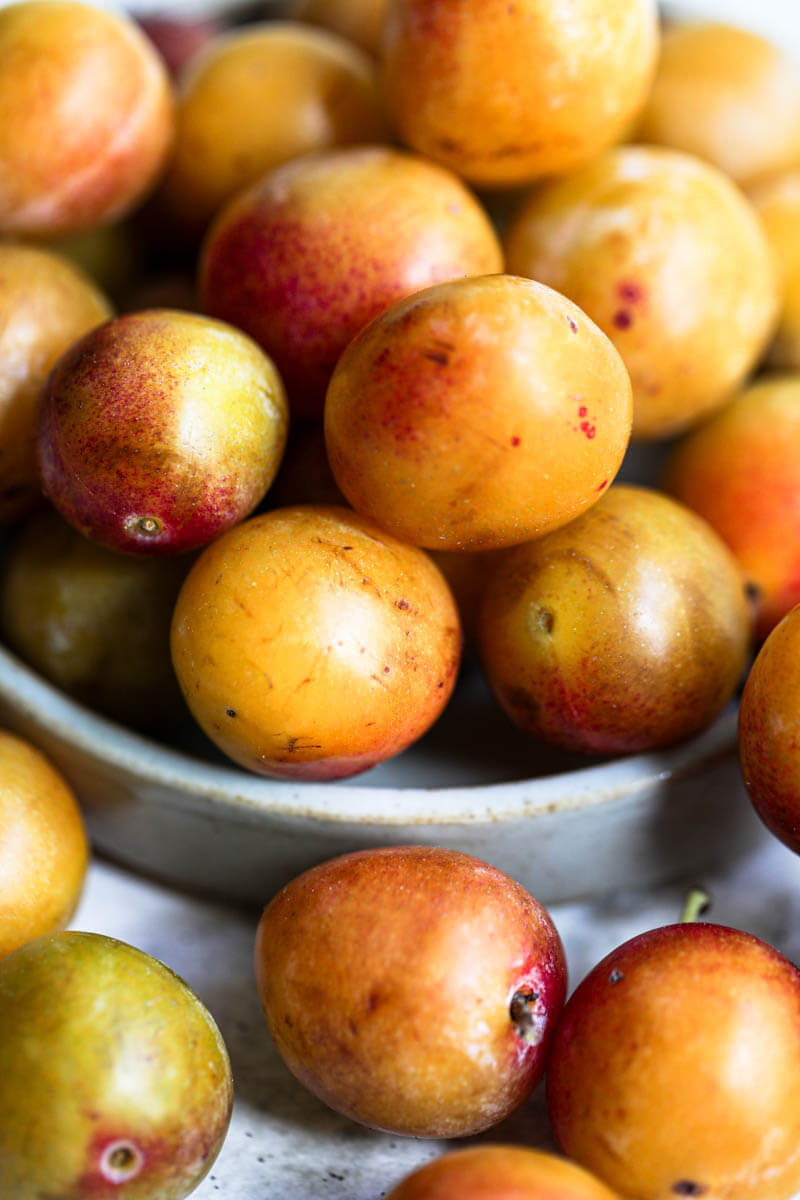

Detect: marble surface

[71,831,800,1199]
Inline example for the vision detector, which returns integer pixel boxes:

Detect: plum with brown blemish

[158,21,387,235]
[0,931,232,1199]
[324,274,632,551]
[381,0,658,188]
[200,146,503,417]
[663,375,800,643]
[170,505,461,779]
[385,1145,620,1200]
[0,242,111,526]
[635,21,800,189]
[37,308,288,556]
[254,845,566,1137]
[739,603,800,856]
[546,919,800,1199]
[504,146,779,439]
[0,0,174,236]
[477,484,751,755]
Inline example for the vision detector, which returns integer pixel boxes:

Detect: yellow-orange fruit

[325,274,633,550]
[547,922,800,1200]
[0,730,88,960]
[385,1146,620,1200]
[663,375,800,643]
[170,506,461,779]
[0,241,111,525]
[505,146,779,439]
[0,0,174,236]
[636,21,800,188]
[159,22,387,232]
[381,0,659,187]
[750,170,800,369]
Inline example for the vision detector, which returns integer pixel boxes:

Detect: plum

[381,0,659,187]
[158,22,387,233]
[324,274,633,550]
[0,730,87,960]
[663,374,800,643]
[0,0,174,236]
[739,603,800,856]
[385,1145,620,1200]
[0,241,111,526]
[750,169,800,369]
[170,505,461,779]
[290,0,387,56]
[199,145,503,417]
[636,21,800,188]
[546,920,800,1199]
[0,930,232,1198]
[0,508,192,733]
[37,308,288,556]
[254,846,566,1137]
[504,146,779,439]
[477,484,751,755]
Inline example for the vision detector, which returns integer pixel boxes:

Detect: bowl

[0,613,766,906]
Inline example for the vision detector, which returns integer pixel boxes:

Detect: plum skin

[546,921,800,1199]
[255,846,567,1138]
[739,603,800,854]
[0,931,233,1200]
[36,308,288,556]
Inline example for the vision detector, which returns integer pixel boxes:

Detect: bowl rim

[0,641,739,827]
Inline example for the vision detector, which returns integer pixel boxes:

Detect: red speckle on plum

[567,317,578,333]
[580,421,596,439]
[578,406,587,418]
[596,479,608,491]
[511,436,521,446]
[612,310,633,330]
[617,280,644,304]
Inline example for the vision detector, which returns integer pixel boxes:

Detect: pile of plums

[2,0,800,1195]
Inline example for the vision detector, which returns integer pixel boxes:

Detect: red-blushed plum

[384,1146,620,1200]
[254,846,566,1137]
[504,146,779,439]
[36,309,288,556]
[739,603,800,855]
[0,0,174,236]
[0,932,232,1199]
[477,485,751,756]
[199,146,503,417]
[381,0,659,188]
[324,275,633,550]
[663,375,800,643]
[0,242,111,526]
[170,506,461,780]
[636,22,800,188]
[546,922,800,1199]
[158,22,387,234]
[0,730,88,961]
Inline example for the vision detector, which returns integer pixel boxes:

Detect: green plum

[0,931,233,1199]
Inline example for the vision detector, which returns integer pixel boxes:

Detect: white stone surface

[71,833,800,1199]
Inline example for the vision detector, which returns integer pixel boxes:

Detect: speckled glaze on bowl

[0,637,765,905]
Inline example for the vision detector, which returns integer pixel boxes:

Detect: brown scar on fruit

[672,1183,707,1196]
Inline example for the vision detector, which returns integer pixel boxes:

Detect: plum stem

[681,887,710,923]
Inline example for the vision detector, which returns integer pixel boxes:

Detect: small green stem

[681,887,711,923]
